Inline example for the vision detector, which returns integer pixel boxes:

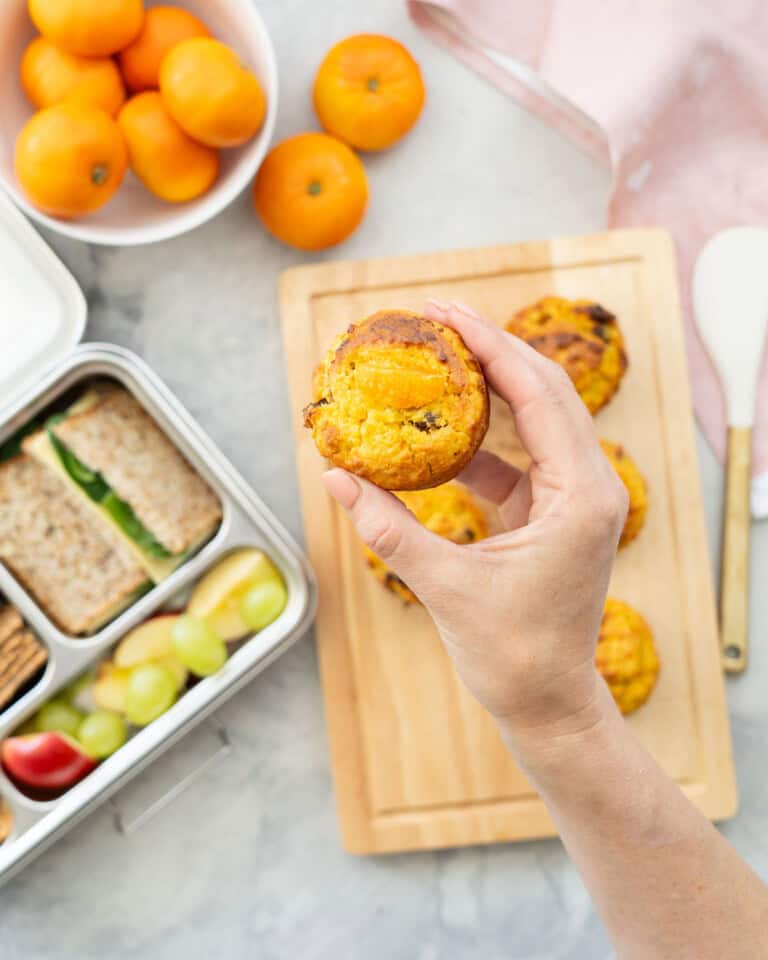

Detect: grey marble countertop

[2,2,767,957]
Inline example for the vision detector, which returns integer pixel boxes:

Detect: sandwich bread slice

[0,454,149,635]
[27,382,222,582]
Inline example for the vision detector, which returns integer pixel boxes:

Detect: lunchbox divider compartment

[0,348,237,645]
[0,504,305,739]
[0,505,235,738]
[0,344,317,883]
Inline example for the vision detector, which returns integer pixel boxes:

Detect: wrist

[495,676,621,776]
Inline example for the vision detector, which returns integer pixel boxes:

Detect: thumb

[321,469,459,604]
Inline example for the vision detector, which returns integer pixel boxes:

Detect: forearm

[500,680,768,960]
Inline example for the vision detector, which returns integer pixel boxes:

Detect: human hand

[322,300,628,741]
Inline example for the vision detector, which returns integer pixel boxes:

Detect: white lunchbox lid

[0,192,86,416]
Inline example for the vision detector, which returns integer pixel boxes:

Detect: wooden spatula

[693,227,768,673]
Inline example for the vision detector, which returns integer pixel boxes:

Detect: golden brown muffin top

[304,310,489,490]
[599,439,648,548]
[506,296,627,414]
[596,597,660,715]
[363,481,488,604]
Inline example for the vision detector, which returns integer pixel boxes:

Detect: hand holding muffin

[315,304,768,960]
[322,299,630,731]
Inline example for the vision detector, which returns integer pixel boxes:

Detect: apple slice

[1,732,96,791]
[92,662,132,713]
[114,614,179,667]
[187,548,282,640]
[114,615,188,690]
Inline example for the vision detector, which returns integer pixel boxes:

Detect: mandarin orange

[252,132,368,250]
[313,34,425,151]
[118,5,210,92]
[15,102,127,218]
[28,0,145,57]
[160,38,265,148]
[118,91,218,202]
[21,36,126,116]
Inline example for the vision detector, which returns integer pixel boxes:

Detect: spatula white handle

[721,426,751,673]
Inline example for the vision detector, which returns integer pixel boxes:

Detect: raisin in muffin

[304,310,489,490]
[363,482,488,604]
[506,296,627,414]
[596,598,660,715]
[600,439,648,547]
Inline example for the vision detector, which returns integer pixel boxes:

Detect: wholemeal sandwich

[0,454,149,634]
[25,382,222,582]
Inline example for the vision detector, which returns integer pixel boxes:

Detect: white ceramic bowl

[0,0,277,245]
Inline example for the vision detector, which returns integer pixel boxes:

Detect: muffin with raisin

[364,482,488,604]
[596,598,660,715]
[304,310,489,490]
[506,296,627,414]
[600,439,648,547]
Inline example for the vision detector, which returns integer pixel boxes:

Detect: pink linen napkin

[408,0,768,492]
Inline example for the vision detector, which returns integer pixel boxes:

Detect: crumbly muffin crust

[600,439,648,547]
[506,296,627,414]
[596,598,660,715]
[364,482,488,604]
[304,310,489,490]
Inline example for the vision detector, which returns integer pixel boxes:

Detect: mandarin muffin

[596,598,660,715]
[304,310,489,490]
[506,296,627,414]
[600,439,648,547]
[364,482,488,604]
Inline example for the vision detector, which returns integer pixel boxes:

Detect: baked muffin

[506,296,627,414]
[304,310,489,490]
[596,598,660,715]
[600,439,648,547]
[364,482,488,604]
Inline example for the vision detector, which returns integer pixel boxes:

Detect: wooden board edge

[278,228,676,299]
[278,273,377,853]
[639,230,739,817]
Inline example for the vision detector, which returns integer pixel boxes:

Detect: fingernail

[452,301,481,320]
[322,469,361,509]
[426,297,449,313]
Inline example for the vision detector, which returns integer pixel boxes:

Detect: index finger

[425,299,600,475]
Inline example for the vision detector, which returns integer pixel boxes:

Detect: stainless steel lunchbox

[0,196,316,884]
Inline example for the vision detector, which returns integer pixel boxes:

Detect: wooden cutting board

[279,229,737,854]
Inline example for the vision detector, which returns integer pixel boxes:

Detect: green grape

[239,579,287,631]
[60,669,97,711]
[78,711,127,759]
[171,615,227,677]
[61,670,94,702]
[35,699,84,737]
[125,663,177,726]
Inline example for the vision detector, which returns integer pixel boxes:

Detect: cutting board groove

[280,230,737,854]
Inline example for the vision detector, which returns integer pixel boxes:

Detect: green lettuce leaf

[0,419,41,462]
[100,492,171,559]
[46,423,172,559]
[47,426,110,501]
